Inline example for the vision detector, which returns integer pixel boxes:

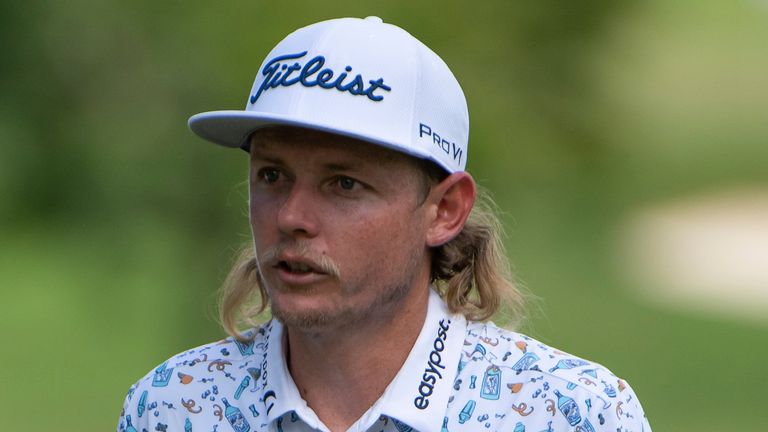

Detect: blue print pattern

[444,322,649,431]
[117,291,650,431]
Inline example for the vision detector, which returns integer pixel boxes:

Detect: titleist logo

[414,318,451,410]
[249,51,392,104]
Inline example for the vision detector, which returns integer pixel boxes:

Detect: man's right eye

[258,168,281,183]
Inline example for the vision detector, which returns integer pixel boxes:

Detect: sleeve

[117,381,147,432]
[590,379,651,432]
[116,376,187,432]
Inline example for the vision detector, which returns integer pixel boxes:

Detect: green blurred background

[2,1,767,430]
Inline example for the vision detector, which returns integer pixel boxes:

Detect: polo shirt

[117,289,650,431]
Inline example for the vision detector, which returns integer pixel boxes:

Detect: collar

[258,289,467,432]
[372,289,467,432]
[259,320,327,430]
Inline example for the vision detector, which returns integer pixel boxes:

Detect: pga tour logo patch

[250,51,392,104]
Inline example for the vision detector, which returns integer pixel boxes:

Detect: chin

[267,278,415,331]
[271,304,357,330]
[268,292,343,328]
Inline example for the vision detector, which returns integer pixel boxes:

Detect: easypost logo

[250,51,392,104]
[414,318,451,410]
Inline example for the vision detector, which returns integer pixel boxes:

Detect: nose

[276,184,319,238]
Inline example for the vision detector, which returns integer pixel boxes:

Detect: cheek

[336,210,426,266]
[248,198,278,243]
[249,188,284,220]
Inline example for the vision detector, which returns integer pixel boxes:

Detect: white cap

[188,16,469,173]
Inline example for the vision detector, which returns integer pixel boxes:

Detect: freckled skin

[248,128,433,333]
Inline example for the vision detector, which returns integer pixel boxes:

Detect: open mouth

[277,260,318,274]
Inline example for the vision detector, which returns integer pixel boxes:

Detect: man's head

[188,17,523,338]
[217,126,520,338]
[246,126,475,331]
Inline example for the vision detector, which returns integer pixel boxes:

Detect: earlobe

[425,172,477,247]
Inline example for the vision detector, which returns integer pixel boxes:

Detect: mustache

[258,240,341,277]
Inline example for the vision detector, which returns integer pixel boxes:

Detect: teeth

[286,262,311,273]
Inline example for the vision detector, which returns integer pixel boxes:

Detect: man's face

[248,127,433,331]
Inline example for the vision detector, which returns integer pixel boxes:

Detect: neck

[285,283,431,432]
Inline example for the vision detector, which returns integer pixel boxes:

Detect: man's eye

[259,168,280,183]
[337,176,357,190]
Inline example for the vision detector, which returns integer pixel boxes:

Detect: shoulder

[450,321,651,431]
[462,321,619,387]
[117,325,270,432]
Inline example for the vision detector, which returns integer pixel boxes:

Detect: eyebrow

[322,162,356,172]
[252,151,362,171]
[250,152,285,165]
[250,144,377,175]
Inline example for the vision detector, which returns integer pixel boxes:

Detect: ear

[425,172,477,247]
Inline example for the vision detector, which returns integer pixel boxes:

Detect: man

[118,17,650,432]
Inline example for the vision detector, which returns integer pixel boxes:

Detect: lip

[274,266,329,285]
[271,254,329,286]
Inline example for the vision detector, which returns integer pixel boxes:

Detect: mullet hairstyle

[219,192,525,341]
[219,145,524,341]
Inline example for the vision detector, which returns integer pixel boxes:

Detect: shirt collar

[374,289,467,432]
[258,289,467,432]
[259,320,326,429]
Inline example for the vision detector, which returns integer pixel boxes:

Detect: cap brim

[187,110,435,164]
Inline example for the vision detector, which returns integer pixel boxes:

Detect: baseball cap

[188,16,469,173]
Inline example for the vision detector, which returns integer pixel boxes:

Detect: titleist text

[250,51,392,104]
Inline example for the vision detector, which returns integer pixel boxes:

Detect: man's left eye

[338,177,357,190]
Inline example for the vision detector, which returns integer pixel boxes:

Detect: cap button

[364,16,383,24]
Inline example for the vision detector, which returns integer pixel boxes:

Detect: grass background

[1,0,766,430]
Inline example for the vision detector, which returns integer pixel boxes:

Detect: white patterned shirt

[117,290,650,432]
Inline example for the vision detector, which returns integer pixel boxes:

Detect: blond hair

[218,186,524,340]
